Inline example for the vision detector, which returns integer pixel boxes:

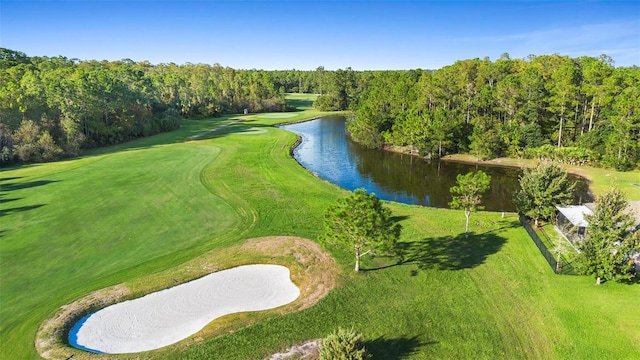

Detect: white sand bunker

[69,264,299,354]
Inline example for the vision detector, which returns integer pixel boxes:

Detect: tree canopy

[345,55,640,169]
[0,48,297,164]
[3,49,638,171]
[514,163,576,227]
[323,189,401,272]
[449,171,491,237]
[576,188,640,284]
[319,328,369,360]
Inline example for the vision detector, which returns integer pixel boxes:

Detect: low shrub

[319,328,370,360]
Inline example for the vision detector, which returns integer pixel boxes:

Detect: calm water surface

[280,115,592,212]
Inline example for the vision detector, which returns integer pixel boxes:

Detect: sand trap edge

[70,264,300,354]
[35,236,338,360]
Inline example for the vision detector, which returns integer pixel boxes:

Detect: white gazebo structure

[556,205,593,243]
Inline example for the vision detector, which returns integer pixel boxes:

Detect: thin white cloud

[450,20,640,65]
[456,20,638,45]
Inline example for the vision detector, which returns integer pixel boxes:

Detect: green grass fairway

[1,103,639,359]
[234,127,269,135]
[284,93,317,110]
[256,113,298,119]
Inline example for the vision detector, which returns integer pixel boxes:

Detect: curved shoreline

[439,154,597,197]
[280,117,596,208]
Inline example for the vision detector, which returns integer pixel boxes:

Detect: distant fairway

[236,127,268,135]
[284,93,317,110]
[256,113,298,119]
[2,100,639,359]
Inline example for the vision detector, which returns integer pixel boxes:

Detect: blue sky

[1,1,639,69]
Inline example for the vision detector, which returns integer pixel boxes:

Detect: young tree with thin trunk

[581,55,613,133]
[324,189,401,272]
[449,171,491,237]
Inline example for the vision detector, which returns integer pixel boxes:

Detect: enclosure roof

[556,205,593,227]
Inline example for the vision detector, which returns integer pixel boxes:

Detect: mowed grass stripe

[0,109,340,359]
[1,142,240,358]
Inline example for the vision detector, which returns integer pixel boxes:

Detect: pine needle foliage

[324,189,401,271]
[576,187,640,284]
[319,328,370,360]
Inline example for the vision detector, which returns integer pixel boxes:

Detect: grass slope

[1,98,639,359]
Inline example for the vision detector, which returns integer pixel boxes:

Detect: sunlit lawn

[1,97,639,359]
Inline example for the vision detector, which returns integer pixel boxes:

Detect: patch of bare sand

[35,236,337,360]
[74,265,300,354]
[268,340,320,360]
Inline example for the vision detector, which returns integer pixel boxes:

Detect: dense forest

[0,48,316,164]
[1,49,638,170]
[314,54,639,170]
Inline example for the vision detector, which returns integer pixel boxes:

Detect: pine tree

[324,189,402,272]
[319,328,369,360]
[577,188,640,284]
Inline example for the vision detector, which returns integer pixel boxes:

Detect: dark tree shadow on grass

[396,231,507,270]
[0,176,23,182]
[1,180,60,192]
[285,98,314,110]
[0,204,45,217]
[0,196,22,204]
[0,180,54,218]
[619,276,640,285]
[390,215,410,223]
[359,257,411,272]
[365,336,433,360]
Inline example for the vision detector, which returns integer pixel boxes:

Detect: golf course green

[1,95,639,359]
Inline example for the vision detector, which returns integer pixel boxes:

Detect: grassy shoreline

[441,153,640,200]
[2,96,639,359]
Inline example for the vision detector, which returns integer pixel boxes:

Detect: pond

[279,115,592,212]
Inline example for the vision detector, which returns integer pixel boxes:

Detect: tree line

[0,48,323,164]
[322,54,639,170]
[2,49,638,170]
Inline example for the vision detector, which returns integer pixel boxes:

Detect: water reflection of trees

[349,141,453,208]
[349,139,591,211]
[288,116,592,211]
